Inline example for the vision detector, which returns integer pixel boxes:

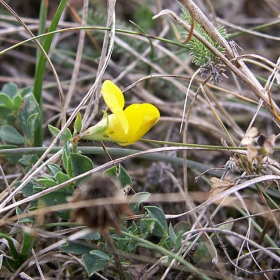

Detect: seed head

[70,173,133,232]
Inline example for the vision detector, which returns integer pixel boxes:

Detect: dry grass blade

[1,1,280,279]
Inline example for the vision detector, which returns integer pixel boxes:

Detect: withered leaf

[209,177,235,197]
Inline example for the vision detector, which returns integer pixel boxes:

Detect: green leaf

[0,125,25,144]
[81,231,101,241]
[62,142,71,172]
[18,93,40,137]
[89,250,110,260]
[33,0,68,105]
[33,0,68,146]
[0,232,20,261]
[174,231,184,252]
[25,113,39,144]
[118,238,129,251]
[19,86,33,97]
[174,221,191,235]
[19,154,37,166]
[129,221,138,234]
[20,232,35,260]
[16,181,34,198]
[39,187,73,220]
[82,251,110,276]
[55,172,70,184]
[16,207,35,223]
[161,236,172,250]
[118,164,132,187]
[129,192,150,213]
[70,153,93,181]
[104,165,132,189]
[48,125,72,141]
[0,104,10,120]
[169,223,177,245]
[127,240,138,253]
[48,124,60,137]
[47,164,62,176]
[3,153,22,164]
[172,222,193,252]
[19,154,39,172]
[36,178,57,187]
[6,114,16,124]
[104,165,118,178]
[19,155,31,166]
[140,218,165,237]
[60,242,91,255]
[16,207,34,223]
[74,112,82,134]
[144,206,167,231]
[60,128,72,141]
[0,93,13,110]
[66,157,73,178]
[12,94,23,111]
[2,83,18,98]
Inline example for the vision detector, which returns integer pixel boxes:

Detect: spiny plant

[180,9,229,84]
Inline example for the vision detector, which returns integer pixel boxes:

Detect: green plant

[0,231,35,272]
[1,0,280,279]
[180,10,229,67]
[0,83,40,148]
[179,9,229,84]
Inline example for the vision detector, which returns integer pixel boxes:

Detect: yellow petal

[102,114,127,143]
[121,103,160,146]
[103,103,159,146]
[101,80,125,109]
[80,101,160,146]
[101,80,128,133]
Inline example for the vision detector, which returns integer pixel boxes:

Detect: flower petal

[102,114,127,143]
[101,80,125,109]
[118,103,160,146]
[101,80,128,133]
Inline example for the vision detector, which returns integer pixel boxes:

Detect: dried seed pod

[70,173,133,232]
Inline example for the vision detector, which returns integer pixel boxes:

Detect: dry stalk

[154,1,280,121]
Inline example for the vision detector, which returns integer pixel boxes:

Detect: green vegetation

[0,1,280,279]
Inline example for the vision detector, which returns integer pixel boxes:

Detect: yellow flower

[101,80,128,134]
[80,80,160,146]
